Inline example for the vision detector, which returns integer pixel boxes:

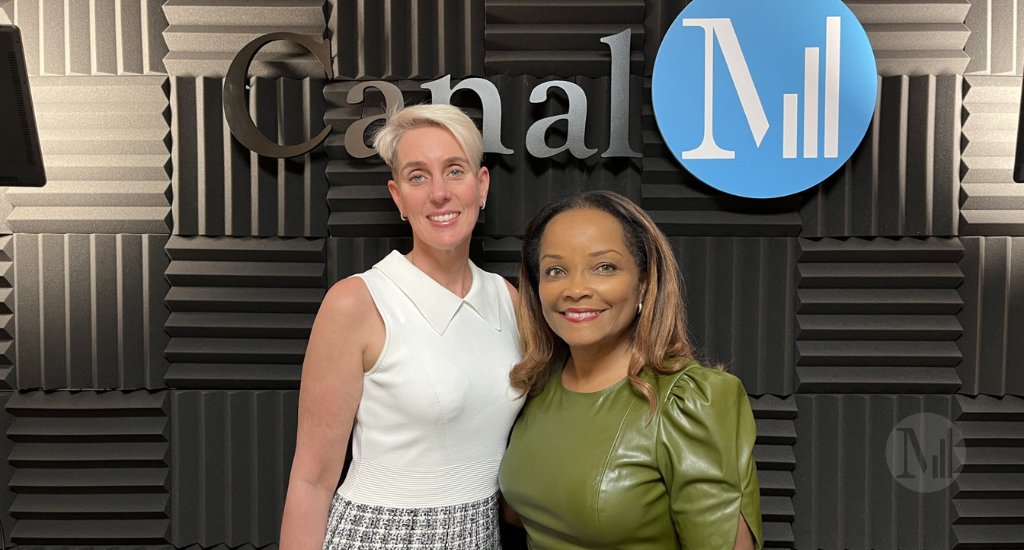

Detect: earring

[637,302,643,315]
[400,212,407,221]
[481,199,486,210]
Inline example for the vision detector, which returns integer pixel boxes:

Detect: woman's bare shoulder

[320,276,375,318]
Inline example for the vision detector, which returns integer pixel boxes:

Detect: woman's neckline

[396,250,476,300]
[556,356,630,395]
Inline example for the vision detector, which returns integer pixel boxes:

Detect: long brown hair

[510,191,698,418]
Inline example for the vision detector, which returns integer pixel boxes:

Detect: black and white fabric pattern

[322,491,502,550]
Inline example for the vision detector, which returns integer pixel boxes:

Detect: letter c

[224,32,335,158]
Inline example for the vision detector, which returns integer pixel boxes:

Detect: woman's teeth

[428,212,459,222]
[565,311,599,319]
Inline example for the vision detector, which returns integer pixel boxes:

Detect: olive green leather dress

[498,361,763,550]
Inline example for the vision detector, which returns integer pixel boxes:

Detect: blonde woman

[281,105,523,549]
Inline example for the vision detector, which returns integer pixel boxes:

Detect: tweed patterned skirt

[322,491,502,550]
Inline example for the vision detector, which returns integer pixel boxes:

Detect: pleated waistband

[336,458,503,508]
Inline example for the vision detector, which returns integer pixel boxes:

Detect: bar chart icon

[783,16,841,159]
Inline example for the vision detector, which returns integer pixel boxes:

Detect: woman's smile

[561,308,606,322]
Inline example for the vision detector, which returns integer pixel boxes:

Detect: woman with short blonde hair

[281,104,523,550]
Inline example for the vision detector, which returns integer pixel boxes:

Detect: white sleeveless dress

[322,250,524,550]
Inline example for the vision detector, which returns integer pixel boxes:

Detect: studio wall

[0,0,1022,548]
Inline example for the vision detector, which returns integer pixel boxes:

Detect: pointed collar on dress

[373,250,502,335]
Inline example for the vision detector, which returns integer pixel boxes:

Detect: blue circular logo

[652,0,878,198]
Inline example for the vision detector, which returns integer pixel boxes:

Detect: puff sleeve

[656,366,763,550]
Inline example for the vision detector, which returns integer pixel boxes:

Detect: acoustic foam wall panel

[795,238,964,393]
[162,0,327,78]
[670,237,798,396]
[0,76,172,235]
[5,390,170,544]
[171,76,329,237]
[480,236,520,285]
[960,75,1024,236]
[170,390,298,548]
[793,394,957,550]
[642,0,690,77]
[0,237,12,390]
[0,392,14,547]
[2,0,167,75]
[326,237,412,285]
[484,0,644,78]
[952,394,1024,549]
[846,0,970,76]
[325,75,642,238]
[13,234,170,391]
[639,80,804,238]
[163,237,326,389]
[331,0,484,79]
[800,75,962,238]
[750,395,797,549]
[957,237,1024,397]
[965,0,1024,75]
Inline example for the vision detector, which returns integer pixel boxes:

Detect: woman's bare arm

[733,514,755,550]
[279,277,383,550]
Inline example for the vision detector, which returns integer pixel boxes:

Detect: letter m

[681,18,769,160]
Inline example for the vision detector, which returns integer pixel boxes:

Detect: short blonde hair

[372,104,483,173]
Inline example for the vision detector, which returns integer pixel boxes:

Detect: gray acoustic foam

[640,80,804,237]
[965,0,1024,75]
[480,237,521,285]
[162,0,328,78]
[326,237,413,285]
[957,237,1024,397]
[0,392,13,547]
[170,390,298,548]
[5,390,170,544]
[750,395,797,549]
[324,80,423,238]
[795,238,964,393]
[960,76,1024,236]
[793,395,956,550]
[484,0,644,77]
[163,237,326,389]
[171,77,329,237]
[0,237,11,389]
[331,0,483,79]
[642,0,691,76]
[800,75,962,238]
[846,0,970,76]
[2,0,167,75]
[0,76,172,235]
[671,238,798,396]
[13,234,170,390]
[952,394,1024,548]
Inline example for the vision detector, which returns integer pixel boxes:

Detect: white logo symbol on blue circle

[652,0,878,198]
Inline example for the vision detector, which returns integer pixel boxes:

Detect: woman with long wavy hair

[499,191,762,550]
